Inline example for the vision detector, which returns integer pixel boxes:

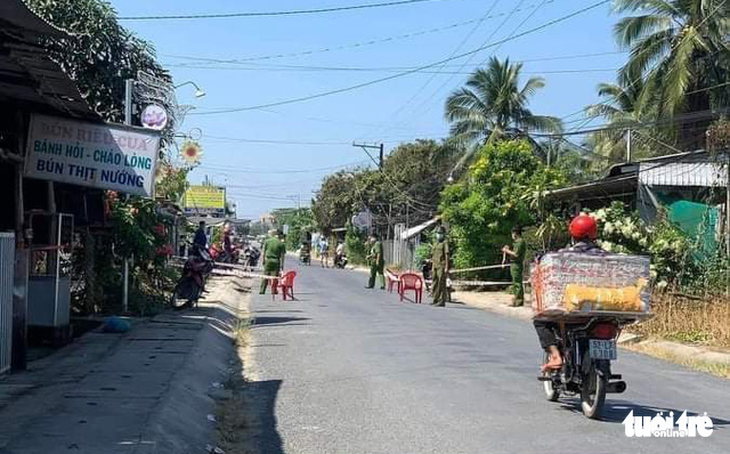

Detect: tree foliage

[611,0,730,149]
[445,57,563,146]
[439,140,567,268]
[27,0,176,138]
[312,140,460,235]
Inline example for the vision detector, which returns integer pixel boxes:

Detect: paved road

[247,261,730,454]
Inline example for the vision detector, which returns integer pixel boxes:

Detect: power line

[402,0,551,130]
[119,0,455,20]
[188,0,610,116]
[366,0,504,140]
[198,160,370,174]
[168,62,617,75]
[164,1,556,64]
[203,135,351,145]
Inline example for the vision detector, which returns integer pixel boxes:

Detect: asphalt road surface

[246,260,730,454]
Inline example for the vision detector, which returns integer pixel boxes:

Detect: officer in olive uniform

[430,228,449,307]
[502,225,527,306]
[366,233,385,290]
[260,229,286,295]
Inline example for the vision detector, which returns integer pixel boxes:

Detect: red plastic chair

[279,271,297,301]
[385,268,401,293]
[399,272,423,303]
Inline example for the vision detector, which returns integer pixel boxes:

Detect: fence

[384,238,415,271]
[0,233,15,375]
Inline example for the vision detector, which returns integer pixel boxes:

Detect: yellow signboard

[184,185,225,210]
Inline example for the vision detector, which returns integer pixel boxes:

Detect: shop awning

[0,0,98,120]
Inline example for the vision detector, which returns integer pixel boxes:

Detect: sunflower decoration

[180,140,203,166]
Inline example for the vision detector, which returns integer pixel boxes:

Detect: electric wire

[187,0,611,116]
[119,0,455,21]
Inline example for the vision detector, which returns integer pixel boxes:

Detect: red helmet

[569,214,598,240]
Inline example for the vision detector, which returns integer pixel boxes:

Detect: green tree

[445,57,562,147]
[312,140,460,236]
[440,140,566,268]
[27,0,175,138]
[613,0,730,149]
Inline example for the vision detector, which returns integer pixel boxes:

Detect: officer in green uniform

[260,229,286,295]
[430,228,449,307]
[502,225,526,306]
[365,233,385,290]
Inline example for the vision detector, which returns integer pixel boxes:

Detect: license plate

[589,339,617,360]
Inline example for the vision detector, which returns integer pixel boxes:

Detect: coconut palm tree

[584,76,661,162]
[445,57,563,146]
[614,0,730,148]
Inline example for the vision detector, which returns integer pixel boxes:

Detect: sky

[110,0,627,219]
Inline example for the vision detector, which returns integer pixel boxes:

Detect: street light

[174,81,206,98]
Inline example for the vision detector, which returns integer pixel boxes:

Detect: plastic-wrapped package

[531,252,651,319]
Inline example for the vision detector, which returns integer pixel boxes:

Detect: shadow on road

[558,399,730,427]
[244,379,285,454]
[253,316,310,327]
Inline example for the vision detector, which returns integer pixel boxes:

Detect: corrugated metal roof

[639,161,727,187]
[0,0,98,120]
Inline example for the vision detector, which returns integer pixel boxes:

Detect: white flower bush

[585,201,696,287]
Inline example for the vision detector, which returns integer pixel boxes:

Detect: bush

[440,139,566,269]
[345,224,368,265]
[590,202,697,288]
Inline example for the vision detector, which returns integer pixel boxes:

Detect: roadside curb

[453,290,730,378]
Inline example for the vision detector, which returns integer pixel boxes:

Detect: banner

[184,185,226,215]
[24,115,160,197]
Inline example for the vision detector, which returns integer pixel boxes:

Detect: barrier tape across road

[172,256,280,280]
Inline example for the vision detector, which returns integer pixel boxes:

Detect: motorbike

[334,252,348,269]
[244,246,260,268]
[299,247,311,266]
[209,243,240,264]
[172,245,213,309]
[539,317,627,419]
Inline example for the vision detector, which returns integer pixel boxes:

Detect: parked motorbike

[539,317,627,419]
[209,243,240,264]
[334,252,347,269]
[172,246,213,309]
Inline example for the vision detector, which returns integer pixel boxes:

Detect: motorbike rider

[534,214,605,372]
[193,221,207,251]
[335,241,346,265]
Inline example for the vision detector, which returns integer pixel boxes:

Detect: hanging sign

[141,104,168,130]
[24,114,160,197]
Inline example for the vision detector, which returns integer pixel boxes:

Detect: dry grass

[630,293,730,348]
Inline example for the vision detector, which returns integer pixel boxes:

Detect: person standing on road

[319,235,330,268]
[430,228,449,307]
[260,229,286,295]
[366,233,385,290]
[502,225,526,307]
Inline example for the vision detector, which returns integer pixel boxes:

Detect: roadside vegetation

[312,0,730,351]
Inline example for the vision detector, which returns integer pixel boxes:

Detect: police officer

[260,229,286,295]
[365,233,385,290]
[502,225,527,307]
[430,228,449,307]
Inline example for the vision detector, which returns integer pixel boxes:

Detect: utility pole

[353,142,384,169]
[122,79,133,313]
[626,129,632,163]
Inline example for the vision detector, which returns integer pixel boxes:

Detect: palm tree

[614,0,730,149]
[445,57,563,146]
[585,76,660,162]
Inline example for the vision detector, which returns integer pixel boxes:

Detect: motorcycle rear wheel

[581,366,607,419]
